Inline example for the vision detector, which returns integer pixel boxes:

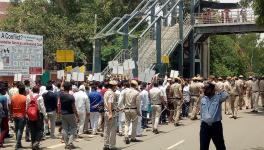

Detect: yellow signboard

[56,50,74,62]
[161,55,169,64]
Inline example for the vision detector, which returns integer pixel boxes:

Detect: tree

[252,0,264,25]
[210,35,247,77]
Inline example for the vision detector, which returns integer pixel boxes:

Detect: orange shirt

[11,94,27,118]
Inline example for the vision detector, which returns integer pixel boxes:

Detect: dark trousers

[0,117,8,144]
[14,117,26,148]
[25,118,31,140]
[181,102,190,117]
[200,121,226,150]
[160,104,168,124]
[141,111,148,128]
[28,114,44,149]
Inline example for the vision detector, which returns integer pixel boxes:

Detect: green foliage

[210,35,247,76]
[210,34,264,77]
[253,0,264,26]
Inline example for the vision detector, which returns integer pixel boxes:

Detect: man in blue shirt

[89,83,103,135]
[200,83,229,150]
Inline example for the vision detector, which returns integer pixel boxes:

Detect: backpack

[27,95,39,121]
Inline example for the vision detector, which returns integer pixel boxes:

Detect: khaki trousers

[104,113,117,149]
[224,97,232,114]
[151,105,161,130]
[173,99,182,124]
[190,96,200,119]
[260,92,264,107]
[252,92,259,111]
[230,95,239,117]
[238,95,244,109]
[124,110,138,139]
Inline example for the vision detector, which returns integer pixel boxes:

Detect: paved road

[3,109,264,150]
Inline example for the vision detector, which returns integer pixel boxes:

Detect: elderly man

[73,85,90,136]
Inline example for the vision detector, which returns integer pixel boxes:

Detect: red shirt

[11,94,27,118]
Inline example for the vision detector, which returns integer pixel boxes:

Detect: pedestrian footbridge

[92,0,264,78]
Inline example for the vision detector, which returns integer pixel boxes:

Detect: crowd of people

[0,74,263,150]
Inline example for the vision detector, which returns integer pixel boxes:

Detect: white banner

[0,31,43,76]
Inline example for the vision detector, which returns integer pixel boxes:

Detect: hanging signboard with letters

[0,31,43,76]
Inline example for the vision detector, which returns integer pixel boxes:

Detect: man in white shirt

[140,83,149,129]
[73,85,90,135]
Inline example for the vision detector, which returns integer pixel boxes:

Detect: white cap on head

[79,85,85,91]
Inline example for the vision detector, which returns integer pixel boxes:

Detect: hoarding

[0,31,43,75]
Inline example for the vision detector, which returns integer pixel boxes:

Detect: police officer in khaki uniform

[236,75,245,110]
[190,77,203,120]
[149,82,166,134]
[259,76,264,107]
[251,77,260,113]
[118,80,141,144]
[224,77,232,115]
[103,80,118,150]
[230,78,239,119]
[245,76,253,109]
[170,77,183,126]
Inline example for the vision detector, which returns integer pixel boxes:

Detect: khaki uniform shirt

[251,80,260,92]
[149,87,164,105]
[104,89,117,112]
[189,82,200,96]
[245,80,253,92]
[224,81,231,93]
[123,88,140,110]
[235,79,244,95]
[230,82,239,96]
[171,83,182,99]
[216,81,224,93]
[259,80,264,92]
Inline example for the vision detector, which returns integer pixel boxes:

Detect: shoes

[251,110,258,113]
[103,147,110,150]
[131,138,141,142]
[174,123,180,127]
[15,145,25,150]
[125,137,130,144]
[6,134,14,138]
[153,129,159,134]
[233,116,237,119]
[25,138,31,142]
[65,144,76,149]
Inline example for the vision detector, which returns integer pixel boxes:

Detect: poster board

[0,31,43,76]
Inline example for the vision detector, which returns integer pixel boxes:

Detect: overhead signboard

[56,50,74,62]
[0,31,43,75]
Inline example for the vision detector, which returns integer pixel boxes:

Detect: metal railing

[194,10,256,25]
